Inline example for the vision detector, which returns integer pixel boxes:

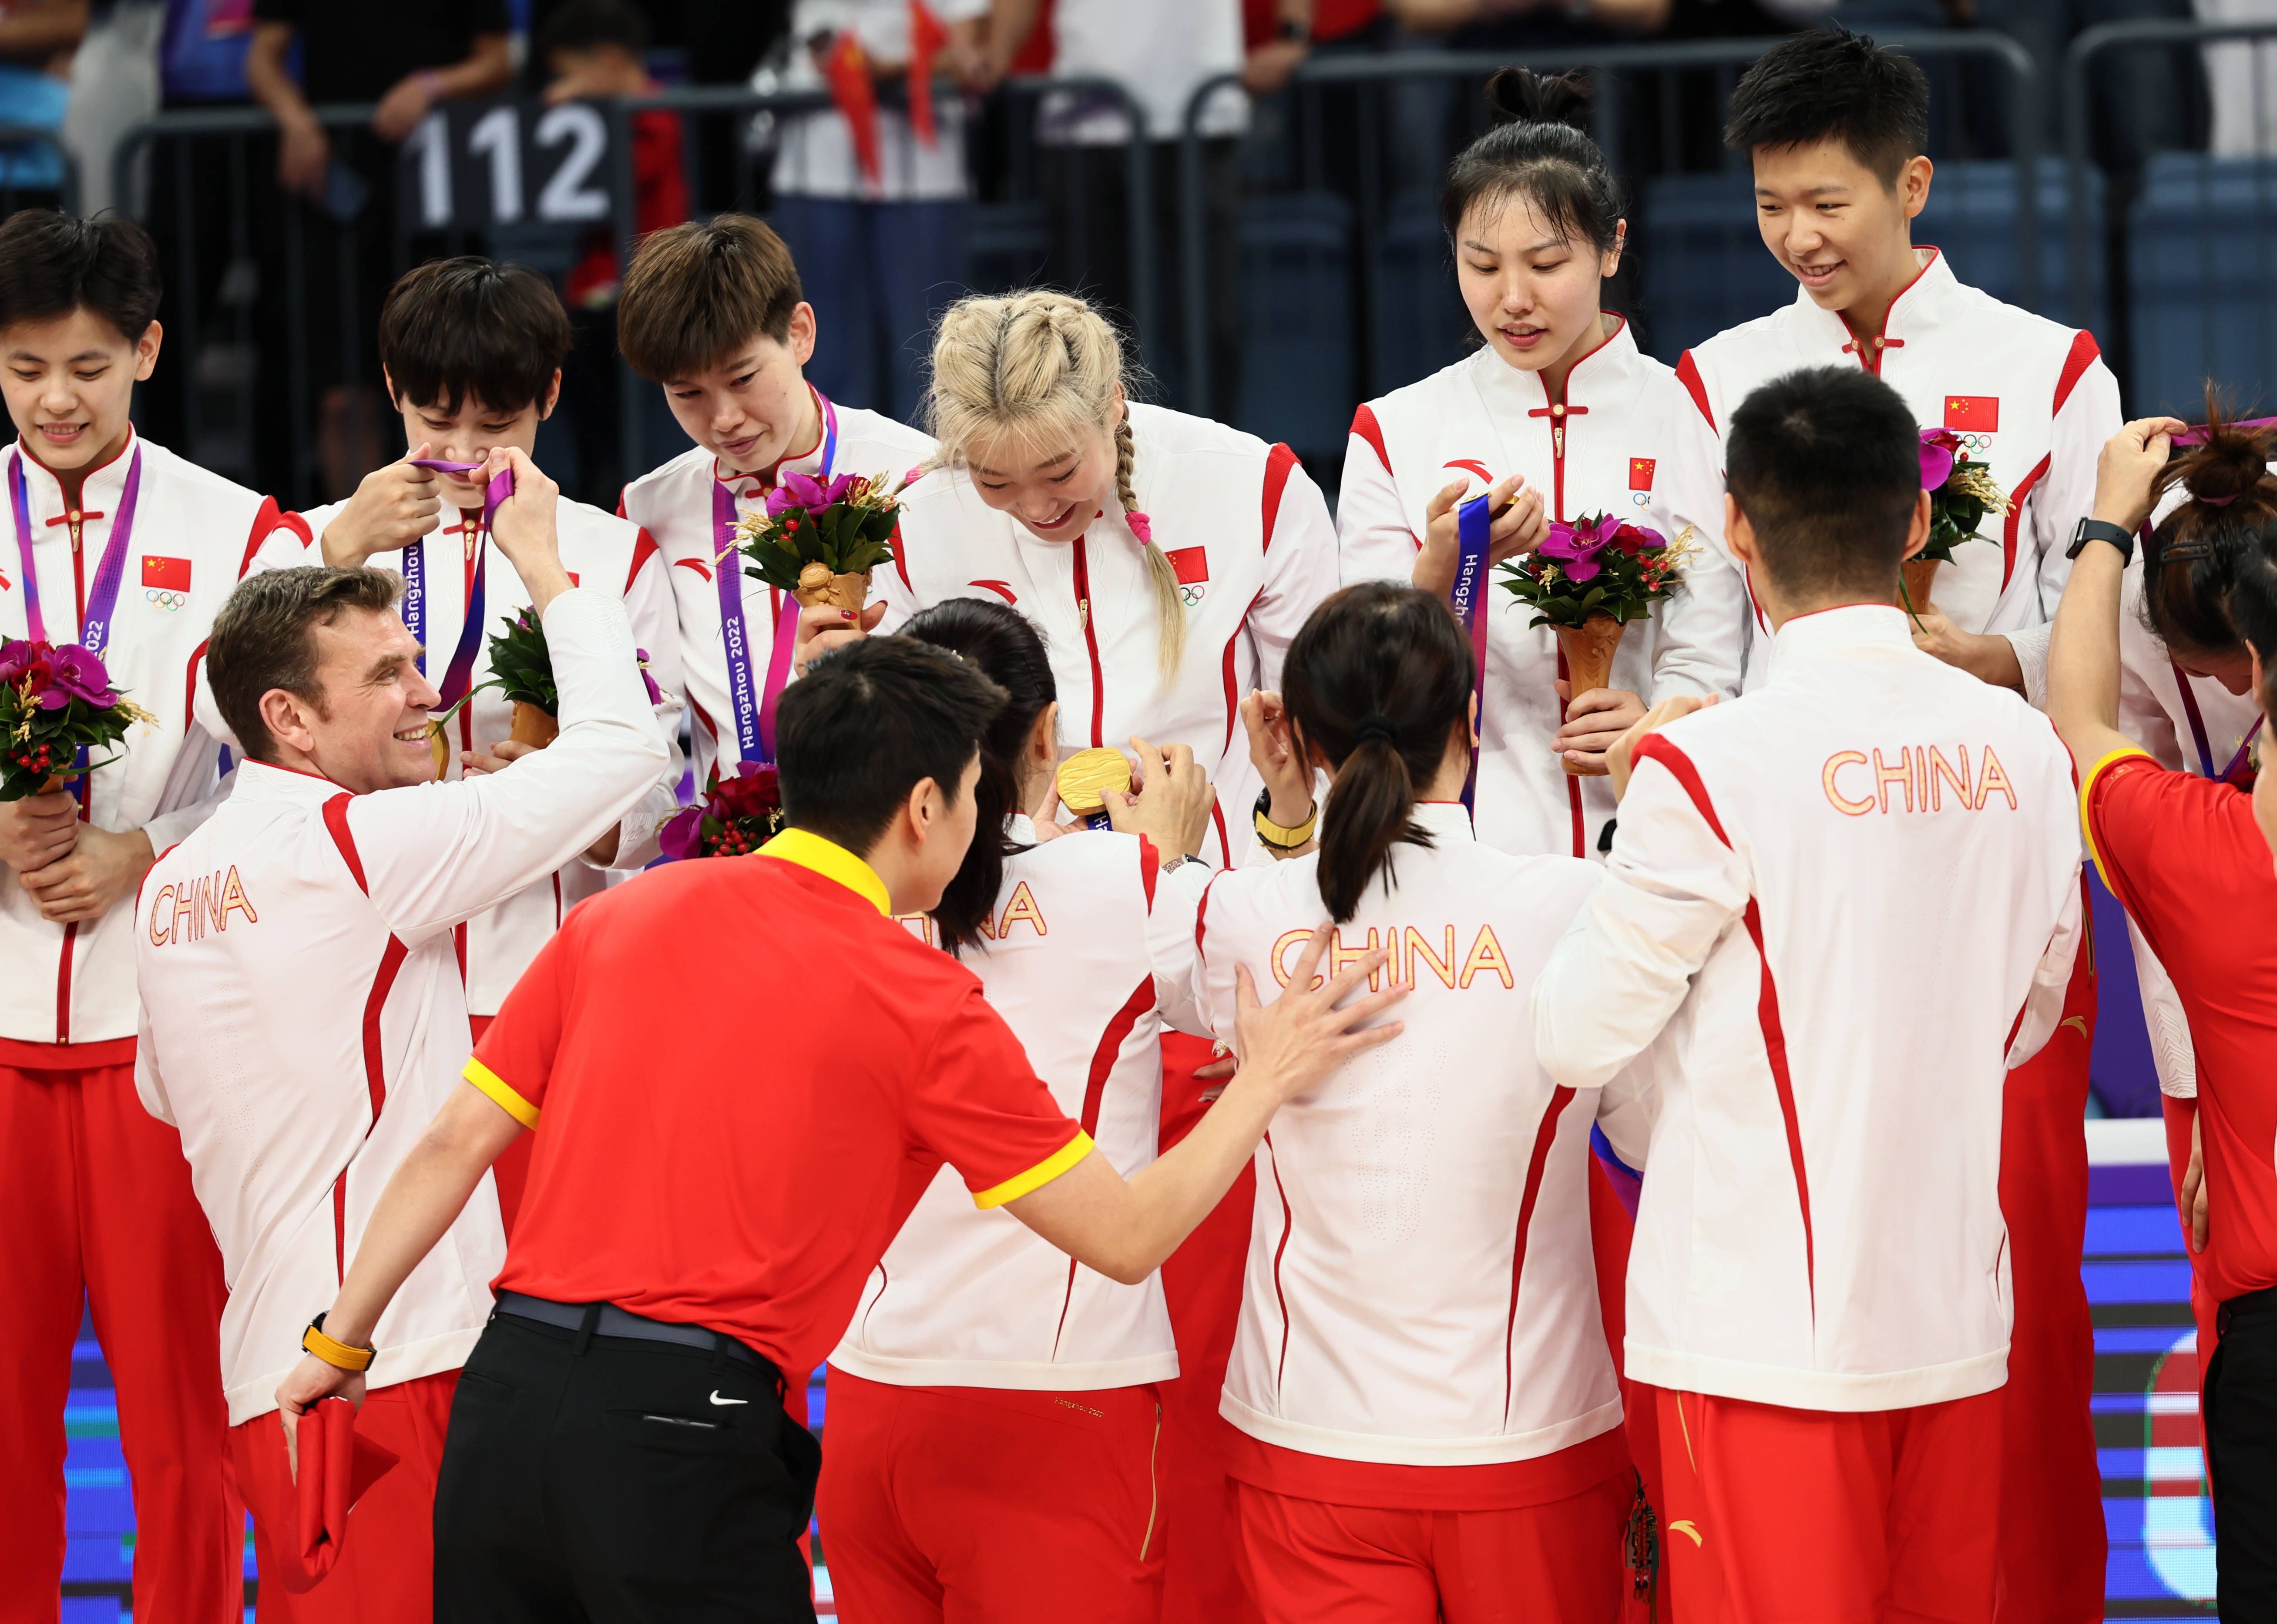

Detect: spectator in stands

[60,0,157,216]
[985,0,1276,420]
[769,0,990,422]
[1384,0,1667,44]
[0,0,85,200]
[244,0,511,500]
[539,0,688,503]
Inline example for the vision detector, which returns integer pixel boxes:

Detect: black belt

[2219,1285,2277,1333]
[494,1290,771,1371]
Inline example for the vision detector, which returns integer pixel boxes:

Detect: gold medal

[1056,747,1131,816]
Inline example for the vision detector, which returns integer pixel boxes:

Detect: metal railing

[1179,33,2043,447]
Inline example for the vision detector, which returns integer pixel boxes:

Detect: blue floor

[59,1173,2205,1620]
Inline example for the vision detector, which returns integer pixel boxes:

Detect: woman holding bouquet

[1195,581,1641,1621]
[820,596,1215,1624]
[863,286,1343,1621]
[1337,68,1743,862]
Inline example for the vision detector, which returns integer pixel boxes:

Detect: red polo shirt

[465,829,1093,1379]
[2083,748,2277,1307]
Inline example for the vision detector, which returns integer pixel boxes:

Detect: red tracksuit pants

[1993,953,2102,1624]
[232,1370,459,1623]
[0,1057,238,1624]
[815,1369,1165,1622]
[1156,1031,1257,1624]
[1653,1386,2002,1624]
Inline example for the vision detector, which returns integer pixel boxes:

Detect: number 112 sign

[397,99,617,233]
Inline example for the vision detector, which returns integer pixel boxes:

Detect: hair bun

[2179,422,2271,510]
[1483,67,1592,134]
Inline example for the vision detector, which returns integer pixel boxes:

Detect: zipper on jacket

[1071,536,1105,748]
[1528,391,1591,858]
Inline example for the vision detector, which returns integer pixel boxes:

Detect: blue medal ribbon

[1449,491,1494,812]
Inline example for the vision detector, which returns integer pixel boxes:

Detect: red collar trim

[1838,247,1940,347]
[243,756,350,791]
[15,423,137,494]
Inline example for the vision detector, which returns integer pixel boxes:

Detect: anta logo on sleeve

[1270,923,1514,992]
[147,866,259,946]
[1822,745,2018,816]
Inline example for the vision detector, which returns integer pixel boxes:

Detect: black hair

[1441,69,1623,256]
[538,0,650,58]
[776,634,1009,858]
[2142,395,2277,659]
[0,210,161,344]
[1282,583,1474,925]
[1726,366,1921,602]
[1723,27,1930,188]
[2224,544,2277,719]
[899,599,1059,954]
[377,256,573,416]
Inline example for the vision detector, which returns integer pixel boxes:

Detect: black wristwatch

[2067,517,2135,564]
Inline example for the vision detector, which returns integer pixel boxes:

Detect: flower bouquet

[0,638,152,801]
[1499,515,1692,776]
[1908,428,2011,621]
[737,470,904,616]
[659,761,786,859]
[424,608,669,777]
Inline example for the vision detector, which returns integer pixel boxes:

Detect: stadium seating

[2128,152,2277,417]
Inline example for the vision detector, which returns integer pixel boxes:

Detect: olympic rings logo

[1180,584,1207,608]
[1631,492,1651,509]
[146,588,187,611]
[1952,432,1995,453]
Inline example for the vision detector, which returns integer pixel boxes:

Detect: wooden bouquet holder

[1901,558,1941,621]
[795,562,872,615]
[1552,613,1628,778]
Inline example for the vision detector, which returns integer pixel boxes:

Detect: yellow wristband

[302,1315,376,1372]
[1253,804,1318,849]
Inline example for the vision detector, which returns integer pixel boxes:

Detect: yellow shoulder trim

[2078,746,2154,879]
[971,1131,1095,1210]
[758,828,892,916]
[463,1057,541,1131]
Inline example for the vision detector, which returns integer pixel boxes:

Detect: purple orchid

[46,644,115,708]
[658,805,705,862]
[1919,427,1961,493]
[634,648,664,707]
[765,470,862,518]
[1538,515,1624,583]
[0,637,38,687]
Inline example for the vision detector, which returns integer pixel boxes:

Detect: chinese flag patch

[1628,457,1656,491]
[141,555,191,591]
[1165,546,1209,586]
[1944,396,1999,432]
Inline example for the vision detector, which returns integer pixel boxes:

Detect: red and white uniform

[878,402,1342,867]
[1532,605,2080,1617]
[1663,249,2121,698]
[819,824,1207,1623]
[1339,322,1748,860]
[289,495,686,1019]
[1192,803,1630,1619]
[132,587,667,1606]
[0,430,295,1622]
[621,392,936,789]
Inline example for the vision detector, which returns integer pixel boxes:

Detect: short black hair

[0,210,161,344]
[1724,27,1929,187]
[776,635,1008,856]
[538,0,649,58]
[1726,367,1921,601]
[377,257,572,416]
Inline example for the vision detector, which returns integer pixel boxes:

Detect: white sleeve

[2006,879,2084,1070]
[592,536,687,872]
[1988,347,2121,645]
[1593,1048,1663,1171]
[1531,748,1749,1090]
[133,1004,175,1127]
[2127,914,2198,1098]
[341,589,671,945]
[190,514,321,749]
[1148,857,1212,1037]
[139,760,236,853]
[1336,412,1418,587]
[872,550,919,636]
[1249,456,1341,695]
[1658,360,1756,691]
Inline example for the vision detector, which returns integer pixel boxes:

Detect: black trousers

[433,1309,822,1622]
[2208,1286,2277,1617]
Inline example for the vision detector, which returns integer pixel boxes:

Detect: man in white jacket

[1535,368,2080,1623]
[134,446,668,1617]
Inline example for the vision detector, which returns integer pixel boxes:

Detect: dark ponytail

[2143,391,2277,659]
[2223,542,2277,718]
[900,599,1058,953]
[1282,583,1475,925]
[1440,68,1624,255]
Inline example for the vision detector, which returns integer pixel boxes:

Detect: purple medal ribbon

[1448,491,1493,812]
[712,392,838,765]
[2172,663,2260,787]
[404,460,510,708]
[12,444,144,798]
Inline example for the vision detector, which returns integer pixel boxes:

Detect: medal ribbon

[1449,491,1493,812]
[714,393,839,764]
[2171,662,2261,786]
[401,460,510,708]
[11,443,143,655]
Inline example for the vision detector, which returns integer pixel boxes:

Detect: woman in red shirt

[2049,412,2277,1616]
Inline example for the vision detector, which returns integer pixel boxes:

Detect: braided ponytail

[927,289,1186,681]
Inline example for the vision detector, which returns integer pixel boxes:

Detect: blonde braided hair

[925,290,1186,680]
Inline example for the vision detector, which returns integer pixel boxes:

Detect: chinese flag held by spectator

[908,1,950,148]
[1944,395,2000,432]
[821,31,883,183]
